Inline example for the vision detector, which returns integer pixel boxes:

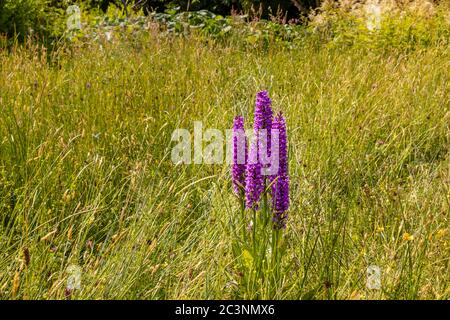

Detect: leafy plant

[0,0,65,41]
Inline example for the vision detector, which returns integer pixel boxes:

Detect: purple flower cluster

[244,141,264,209]
[245,90,274,209]
[270,113,289,229]
[232,116,247,195]
[231,91,290,228]
[254,90,273,161]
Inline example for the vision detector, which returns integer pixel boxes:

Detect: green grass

[0,33,448,299]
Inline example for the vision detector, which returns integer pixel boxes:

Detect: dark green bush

[109,0,318,18]
[0,0,314,44]
[0,0,65,41]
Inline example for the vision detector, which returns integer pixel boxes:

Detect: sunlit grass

[0,34,448,299]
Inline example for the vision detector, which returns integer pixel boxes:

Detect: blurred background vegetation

[0,0,310,42]
[0,0,448,49]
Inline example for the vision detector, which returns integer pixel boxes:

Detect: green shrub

[0,0,65,42]
[308,1,450,51]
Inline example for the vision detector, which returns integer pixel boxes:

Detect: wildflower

[254,91,273,131]
[245,90,273,209]
[231,116,247,195]
[270,113,289,229]
[271,112,288,176]
[254,90,273,162]
[271,174,289,229]
[402,232,414,241]
[245,141,263,209]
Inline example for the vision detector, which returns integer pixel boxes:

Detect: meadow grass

[0,33,448,299]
